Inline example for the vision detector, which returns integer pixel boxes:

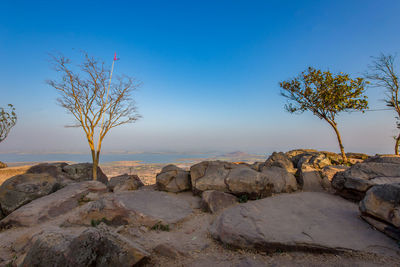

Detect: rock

[156,165,191,192]
[249,162,264,172]
[64,190,193,228]
[22,227,149,267]
[346,152,369,160]
[359,183,400,228]
[0,173,60,215]
[0,161,7,169]
[27,162,73,186]
[63,163,108,185]
[320,165,348,182]
[153,243,185,259]
[108,174,144,192]
[297,164,324,192]
[360,215,400,241]
[191,161,298,199]
[0,181,107,228]
[261,166,298,193]
[263,152,295,173]
[210,192,399,256]
[332,155,400,201]
[201,190,237,213]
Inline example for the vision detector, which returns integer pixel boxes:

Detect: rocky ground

[0,150,399,266]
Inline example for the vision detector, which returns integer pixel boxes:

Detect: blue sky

[1,0,400,154]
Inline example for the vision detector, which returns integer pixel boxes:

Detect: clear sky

[1,0,400,154]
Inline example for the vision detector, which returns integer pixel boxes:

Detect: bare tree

[366,54,400,155]
[47,52,141,180]
[0,104,17,143]
[280,67,369,163]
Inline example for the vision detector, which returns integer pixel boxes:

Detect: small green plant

[238,195,248,203]
[78,195,92,205]
[91,217,108,227]
[150,222,170,231]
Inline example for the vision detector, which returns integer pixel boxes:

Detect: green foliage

[0,104,17,143]
[280,67,369,122]
[90,217,108,227]
[238,195,248,203]
[77,195,92,205]
[150,222,170,231]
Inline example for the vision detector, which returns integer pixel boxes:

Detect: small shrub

[91,217,108,227]
[150,222,170,231]
[238,195,248,203]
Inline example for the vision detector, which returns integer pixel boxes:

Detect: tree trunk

[328,121,348,164]
[91,149,98,181]
[395,133,400,155]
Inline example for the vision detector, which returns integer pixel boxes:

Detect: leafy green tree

[0,104,17,143]
[366,54,400,155]
[280,67,369,163]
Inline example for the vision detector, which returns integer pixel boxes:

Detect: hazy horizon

[1,0,400,156]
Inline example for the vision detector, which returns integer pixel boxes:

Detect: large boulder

[210,192,399,256]
[190,161,297,199]
[108,174,144,192]
[201,190,237,213]
[359,183,400,241]
[297,164,325,192]
[0,181,108,228]
[263,152,295,173]
[156,165,191,192]
[63,163,108,185]
[0,161,7,169]
[27,162,73,186]
[22,227,149,267]
[64,190,194,228]
[332,155,400,201]
[0,173,60,216]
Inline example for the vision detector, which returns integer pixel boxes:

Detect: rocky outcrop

[210,192,399,255]
[0,161,7,169]
[359,183,400,241]
[332,155,400,201]
[27,162,73,186]
[201,190,237,213]
[190,161,297,199]
[0,181,108,228]
[0,173,60,216]
[22,227,149,267]
[156,165,191,192]
[64,190,194,228]
[63,163,108,185]
[108,174,144,192]
[262,152,295,173]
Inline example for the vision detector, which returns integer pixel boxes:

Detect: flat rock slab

[65,190,194,228]
[210,192,400,257]
[113,190,194,224]
[0,181,107,228]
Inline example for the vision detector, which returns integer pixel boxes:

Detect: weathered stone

[156,165,190,192]
[320,165,348,182]
[27,162,74,186]
[361,215,400,241]
[263,152,295,173]
[297,164,324,192]
[332,155,400,201]
[0,181,107,228]
[63,163,108,185]
[0,161,7,169]
[64,190,193,228]
[261,166,298,193]
[359,183,400,228]
[153,243,185,259]
[108,174,144,192]
[346,152,369,160]
[22,227,149,267]
[201,190,237,213]
[210,192,399,256]
[191,161,298,199]
[0,173,60,215]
